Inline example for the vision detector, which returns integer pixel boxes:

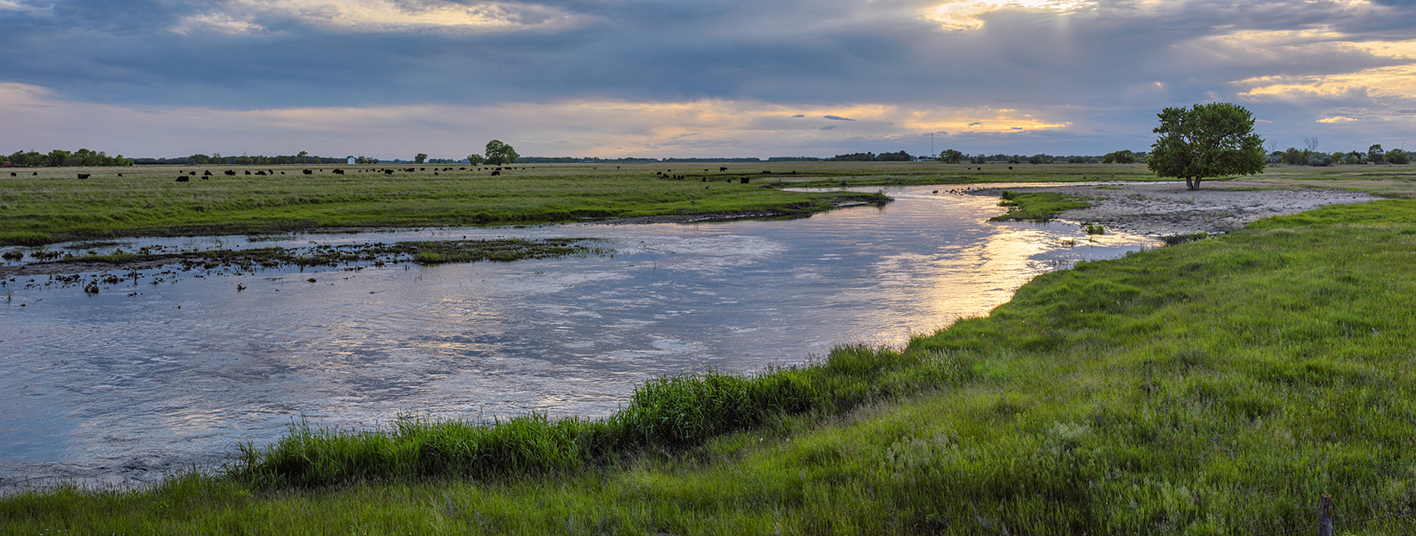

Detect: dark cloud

[820,126,835,130]
[0,0,1413,154]
[824,115,853,121]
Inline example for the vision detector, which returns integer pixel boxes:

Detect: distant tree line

[170,152,350,166]
[1268,140,1410,166]
[831,151,913,161]
[5,149,133,167]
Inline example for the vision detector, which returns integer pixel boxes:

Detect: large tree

[1146,103,1266,190]
[484,140,519,166]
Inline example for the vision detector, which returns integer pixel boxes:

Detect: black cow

[720,167,727,172]
[32,172,37,176]
[176,176,189,182]
[491,170,501,176]
[77,173,90,179]
[256,171,267,176]
[117,173,123,177]
[189,171,196,176]
[384,169,394,175]
[10,172,16,177]
[333,169,345,175]
[303,169,313,175]
[204,170,212,176]
[225,170,236,176]
[245,171,251,175]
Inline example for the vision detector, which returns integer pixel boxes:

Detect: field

[4,161,1412,247]
[4,163,1416,534]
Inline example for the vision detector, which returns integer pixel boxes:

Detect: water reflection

[0,185,1157,488]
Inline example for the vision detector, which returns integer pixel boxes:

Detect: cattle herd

[0,165,791,185]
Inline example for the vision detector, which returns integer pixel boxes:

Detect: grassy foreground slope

[5,199,1416,534]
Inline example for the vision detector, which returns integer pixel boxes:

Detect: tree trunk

[1186,176,1201,190]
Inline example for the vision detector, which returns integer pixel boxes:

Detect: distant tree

[188,154,209,165]
[1369,144,1385,164]
[1281,148,1304,165]
[938,149,964,164]
[467,153,485,166]
[1146,103,1266,190]
[297,150,309,164]
[1303,136,1320,153]
[414,153,428,164]
[484,140,519,165]
[1028,154,1052,164]
[1388,149,1411,165]
[47,149,71,167]
[1103,150,1136,164]
[877,150,912,161]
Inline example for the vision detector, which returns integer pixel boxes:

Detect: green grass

[0,163,889,246]
[988,190,1095,221]
[5,162,1410,247]
[7,196,1416,533]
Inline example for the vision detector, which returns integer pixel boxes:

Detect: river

[0,185,1158,489]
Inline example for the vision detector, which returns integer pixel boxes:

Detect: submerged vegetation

[5,192,1416,532]
[46,238,609,270]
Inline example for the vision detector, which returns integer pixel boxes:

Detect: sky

[1,0,1413,159]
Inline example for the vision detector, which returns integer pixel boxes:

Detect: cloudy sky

[1,0,1413,159]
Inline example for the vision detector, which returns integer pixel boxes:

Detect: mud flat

[972,180,1381,237]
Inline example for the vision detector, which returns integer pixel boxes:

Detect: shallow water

[0,185,1157,489]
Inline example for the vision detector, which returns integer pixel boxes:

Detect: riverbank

[0,164,890,247]
[976,180,1382,237]
[5,193,1415,533]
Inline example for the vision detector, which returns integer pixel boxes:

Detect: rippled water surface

[0,185,1158,488]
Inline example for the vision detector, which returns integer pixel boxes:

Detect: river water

[0,185,1158,489]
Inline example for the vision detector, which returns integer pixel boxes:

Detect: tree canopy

[1146,103,1266,190]
[484,140,519,166]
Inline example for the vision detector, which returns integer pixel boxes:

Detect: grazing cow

[118,173,123,177]
[434,172,439,176]
[225,170,236,176]
[245,171,251,175]
[203,170,212,176]
[741,178,750,184]
[333,169,345,175]
[256,171,267,176]
[176,176,189,182]
[761,170,771,174]
[33,172,37,176]
[384,169,394,175]
[189,171,196,176]
[491,170,501,176]
[419,168,425,171]
[459,167,466,171]
[720,167,727,172]
[10,172,16,177]
[77,173,90,179]
[303,169,313,175]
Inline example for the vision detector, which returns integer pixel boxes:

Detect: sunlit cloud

[171,0,582,35]
[922,0,1095,31]
[1318,116,1358,123]
[0,83,1074,157]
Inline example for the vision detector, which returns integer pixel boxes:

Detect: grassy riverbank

[5,194,1415,533]
[5,161,1411,247]
[0,163,892,247]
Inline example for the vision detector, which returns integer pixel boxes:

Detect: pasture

[4,161,1412,247]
